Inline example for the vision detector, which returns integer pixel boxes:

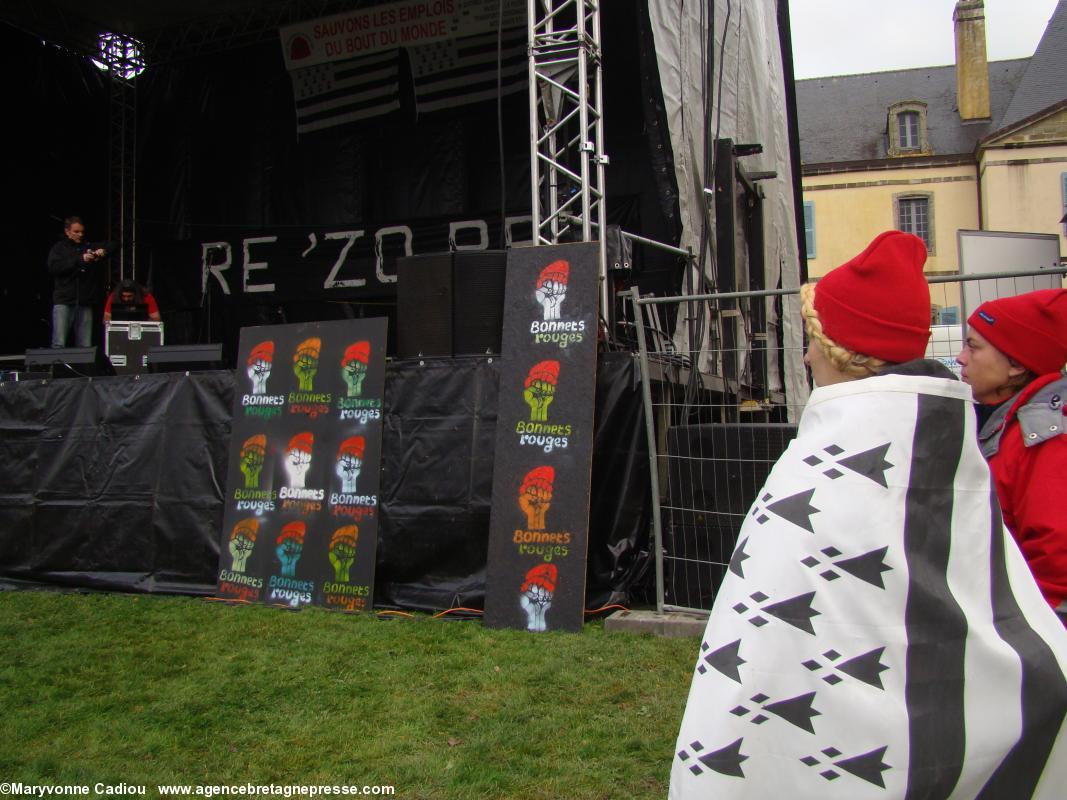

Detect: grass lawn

[0,591,698,799]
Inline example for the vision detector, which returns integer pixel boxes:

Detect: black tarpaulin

[0,371,232,594]
[0,354,651,611]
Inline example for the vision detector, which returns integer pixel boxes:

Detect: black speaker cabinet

[452,249,507,355]
[397,252,453,358]
[146,343,223,372]
[24,346,115,378]
[397,250,507,358]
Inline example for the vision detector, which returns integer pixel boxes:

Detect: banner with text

[216,317,388,611]
[280,0,526,69]
[188,214,533,304]
[484,242,599,633]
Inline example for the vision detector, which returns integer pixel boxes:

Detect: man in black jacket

[46,216,112,347]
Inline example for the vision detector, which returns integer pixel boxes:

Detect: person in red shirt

[958,288,1067,623]
[103,279,161,323]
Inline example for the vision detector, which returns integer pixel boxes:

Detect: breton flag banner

[669,373,1067,800]
[409,26,527,114]
[291,49,401,135]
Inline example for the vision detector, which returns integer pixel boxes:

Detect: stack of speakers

[396,250,508,358]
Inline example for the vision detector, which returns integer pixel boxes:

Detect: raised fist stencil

[285,432,314,487]
[523,360,560,422]
[247,340,274,394]
[535,260,569,321]
[520,564,557,632]
[228,517,259,572]
[518,466,555,531]
[276,521,305,577]
[341,341,370,398]
[293,337,321,392]
[240,434,267,489]
[329,525,359,583]
[336,436,365,493]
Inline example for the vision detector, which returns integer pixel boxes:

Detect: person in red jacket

[103,279,161,323]
[958,288,1067,622]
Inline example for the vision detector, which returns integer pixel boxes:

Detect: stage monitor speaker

[146,344,224,372]
[452,249,507,355]
[24,347,115,378]
[397,253,453,358]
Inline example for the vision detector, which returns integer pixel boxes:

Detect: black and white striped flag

[409,27,527,114]
[291,49,401,135]
[670,371,1067,799]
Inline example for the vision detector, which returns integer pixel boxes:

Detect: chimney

[954,0,991,120]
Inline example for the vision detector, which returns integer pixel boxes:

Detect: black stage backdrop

[1,0,682,360]
[0,353,651,611]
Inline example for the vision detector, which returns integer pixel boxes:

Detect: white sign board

[280,0,526,70]
[957,230,1062,326]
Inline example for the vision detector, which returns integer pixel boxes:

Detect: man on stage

[46,216,113,347]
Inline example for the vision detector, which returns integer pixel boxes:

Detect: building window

[894,193,934,253]
[803,201,815,259]
[887,101,928,157]
[898,111,920,149]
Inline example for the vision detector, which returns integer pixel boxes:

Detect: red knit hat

[967,289,1067,375]
[814,231,931,362]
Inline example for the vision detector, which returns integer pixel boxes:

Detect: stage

[0,353,651,612]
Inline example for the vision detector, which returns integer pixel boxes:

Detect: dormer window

[898,111,920,149]
[887,102,929,156]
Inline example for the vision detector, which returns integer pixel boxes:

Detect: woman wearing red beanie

[671,233,1067,800]
[958,288,1067,622]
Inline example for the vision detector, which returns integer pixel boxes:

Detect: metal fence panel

[632,267,1067,614]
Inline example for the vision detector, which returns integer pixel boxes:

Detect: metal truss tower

[528,0,609,320]
[108,70,136,281]
[99,34,145,282]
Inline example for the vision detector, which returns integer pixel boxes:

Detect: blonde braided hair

[800,283,891,379]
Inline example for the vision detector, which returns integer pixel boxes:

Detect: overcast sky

[788,0,1060,79]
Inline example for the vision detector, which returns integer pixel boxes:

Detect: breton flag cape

[670,372,1067,800]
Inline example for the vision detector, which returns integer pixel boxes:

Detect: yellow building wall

[802,163,980,279]
[980,141,1067,259]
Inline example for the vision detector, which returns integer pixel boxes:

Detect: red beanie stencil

[343,341,370,365]
[243,434,266,454]
[277,521,306,545]
[231,518,260,542]
[521,564,558,593]
[525,360,560,387]
[537,260,569,287]
[338,436,365,460]
[248,341,274,364]
[288,432,314,454]
[521,466,555,494]
[967,289,1067,375]
[814,231,931,363]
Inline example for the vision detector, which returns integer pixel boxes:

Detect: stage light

[91,33,146,80]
